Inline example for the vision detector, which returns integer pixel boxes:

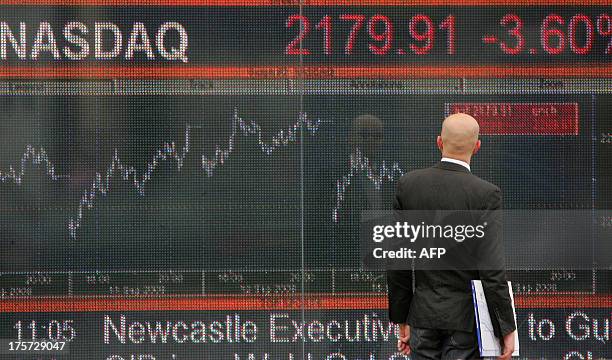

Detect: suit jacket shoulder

[395,163,500,211]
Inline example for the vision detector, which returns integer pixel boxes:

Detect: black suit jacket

[386,161,517,337]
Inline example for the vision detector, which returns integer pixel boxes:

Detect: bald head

[437,113,481,162]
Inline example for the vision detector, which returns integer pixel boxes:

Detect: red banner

[448,103,579,135]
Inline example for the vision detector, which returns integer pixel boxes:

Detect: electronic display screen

[0,1,610,359]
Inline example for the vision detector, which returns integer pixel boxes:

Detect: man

[335,114,389,267]
[387,113,517,360]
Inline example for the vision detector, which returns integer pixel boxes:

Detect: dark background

[0,3,611,359]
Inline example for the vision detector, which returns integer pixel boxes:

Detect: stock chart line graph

[0,145,70,184]
[332,150,405,222]
[0,107,406,240]
[0,93,603,297]
[1,94,592,258]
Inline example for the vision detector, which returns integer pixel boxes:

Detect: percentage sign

[596,14,612,54]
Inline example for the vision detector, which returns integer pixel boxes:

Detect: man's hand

[498,330,516,360]
[397,323,411,355]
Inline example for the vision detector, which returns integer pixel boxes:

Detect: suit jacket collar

[434,161,471,173]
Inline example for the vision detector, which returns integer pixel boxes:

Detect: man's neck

[441,153,471,164]
[440,156,471,171]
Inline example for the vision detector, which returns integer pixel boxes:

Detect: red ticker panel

[448,103,579,135]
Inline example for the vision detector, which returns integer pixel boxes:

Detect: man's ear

[472,139,481,155]
[437,136,443,152]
